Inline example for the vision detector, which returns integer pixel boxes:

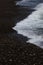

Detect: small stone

[33,53,36,56]
[18,60,21,63]
[24,50,27,53]
[18,48,20,51]
[3,57,5,60]
[20,47,23,49]
[26,53,28,55]
[22,52,25,55]
[8,51,11,54]
[9,59,12,62]
[21,63,24,65]
[14,59,16,62]
[5,60,7,63]
[33,64,36,65]
[0,58,1,60]
[29,54,33,56]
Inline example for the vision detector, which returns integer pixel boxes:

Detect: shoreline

[0,1,43,64]
[0,31,43,65]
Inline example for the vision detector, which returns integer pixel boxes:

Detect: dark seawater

[16,0,43,8]
[13,1,43,48]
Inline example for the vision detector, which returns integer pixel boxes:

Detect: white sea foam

[13,3,43,48]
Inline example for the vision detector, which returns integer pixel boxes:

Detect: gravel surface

[0,32,43,65]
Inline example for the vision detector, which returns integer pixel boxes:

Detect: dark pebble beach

[0,0,43,65]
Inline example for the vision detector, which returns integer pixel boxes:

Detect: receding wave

[13,3,43,48]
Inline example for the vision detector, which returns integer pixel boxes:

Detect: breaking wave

[13,3,43,48]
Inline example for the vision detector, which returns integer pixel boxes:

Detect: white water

[13,3,43,48]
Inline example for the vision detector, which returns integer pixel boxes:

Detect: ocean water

[16,0,43,8]
[13,3,43,48]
